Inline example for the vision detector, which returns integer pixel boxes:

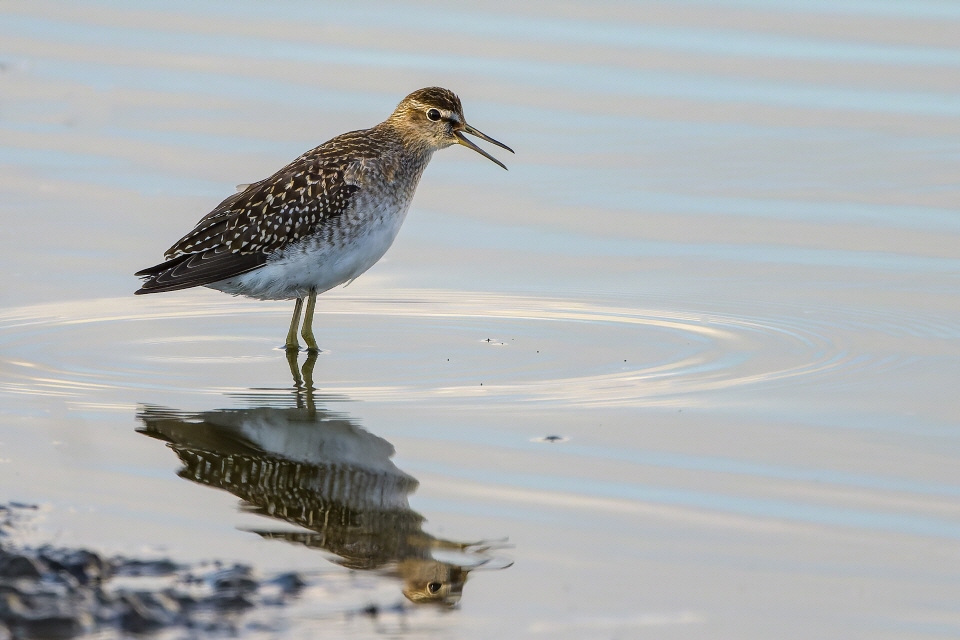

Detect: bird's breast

[207,155,428,301]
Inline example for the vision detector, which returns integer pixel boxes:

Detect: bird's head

[397,558,468,607]
[387,87,514,169]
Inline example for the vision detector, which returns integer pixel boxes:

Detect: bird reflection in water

[137,351,509,607]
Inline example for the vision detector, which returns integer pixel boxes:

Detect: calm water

[1,1,959,638]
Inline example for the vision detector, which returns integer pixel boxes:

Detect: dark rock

[7,615,82,640]
[212,592,254,611]
[170,591,199,611]
[269,572,307,595]
[0,588,86,639]
[39,547,108,586]
[0,554,45,581]
[212,565,258,595]
[113,558,179,577]
[0,503,359,637]
[117,591,180,633]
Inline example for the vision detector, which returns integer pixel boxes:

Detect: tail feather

[135,254,190,279]
[135,250,267,295]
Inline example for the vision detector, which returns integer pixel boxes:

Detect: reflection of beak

[455,124,514,170]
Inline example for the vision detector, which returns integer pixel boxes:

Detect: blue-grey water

[1,1,959,638]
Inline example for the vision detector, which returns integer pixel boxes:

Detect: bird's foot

[281,343,322,354]
[301,332,320,353]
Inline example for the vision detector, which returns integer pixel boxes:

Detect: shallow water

[1,0,960,638]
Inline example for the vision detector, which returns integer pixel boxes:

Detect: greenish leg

[301,290,319,352]
[285,297,304,351]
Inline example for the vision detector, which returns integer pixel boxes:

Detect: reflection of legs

[301,350,318,390]
[286,347,304,390]
[285,298,304,351]
[301,289,319,352]
[286,348,318,411]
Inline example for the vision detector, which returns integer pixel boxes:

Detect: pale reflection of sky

[5,13,960,115]
[414,210,960,272]
[409,461,960,539]
[83,0,960,56]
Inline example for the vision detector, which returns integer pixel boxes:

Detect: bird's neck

[375,119,441,162]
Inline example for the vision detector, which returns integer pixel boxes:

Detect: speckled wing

[134,160,361,295]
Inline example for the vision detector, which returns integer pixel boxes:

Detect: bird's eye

[427,582,442,594]
[426,108,442,122]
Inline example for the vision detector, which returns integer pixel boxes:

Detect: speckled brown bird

[135,87,512,351]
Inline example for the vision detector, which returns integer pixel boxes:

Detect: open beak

[455,123,514,170]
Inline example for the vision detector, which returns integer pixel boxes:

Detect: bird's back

[135,125,430,298]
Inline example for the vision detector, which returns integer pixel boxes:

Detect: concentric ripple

[0,289,940,408]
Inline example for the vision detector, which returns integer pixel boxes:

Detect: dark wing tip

[133,251,268,295]
[136,254,186,278]
[135,255,191,294]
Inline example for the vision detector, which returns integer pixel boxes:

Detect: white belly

[207,201,410,301]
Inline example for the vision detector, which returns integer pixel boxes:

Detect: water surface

[1,1,959,638]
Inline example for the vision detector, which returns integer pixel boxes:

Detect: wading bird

[135,87,512,351]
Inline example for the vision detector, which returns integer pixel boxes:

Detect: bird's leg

[301,289,319,352]
[285,297,304,351]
